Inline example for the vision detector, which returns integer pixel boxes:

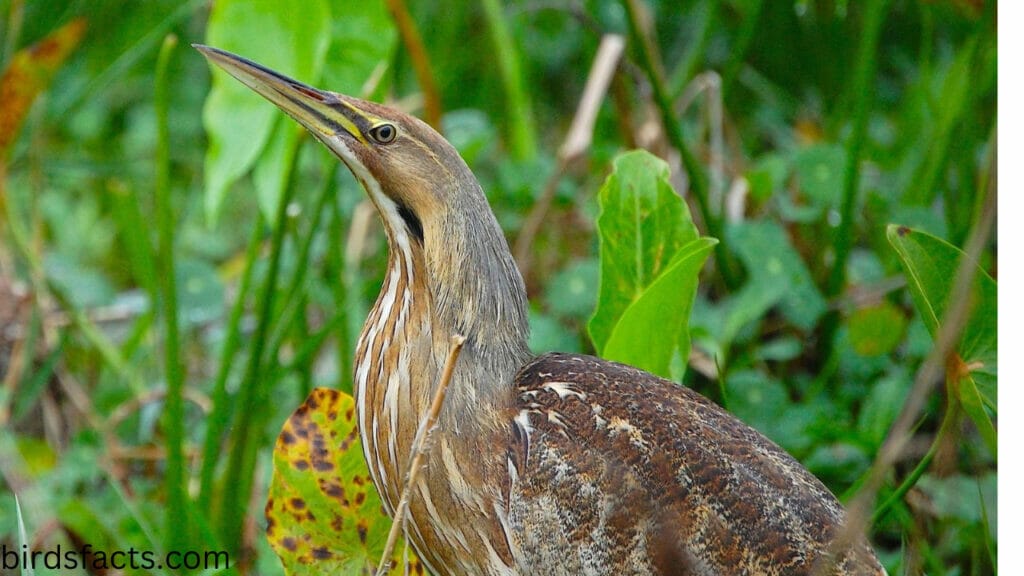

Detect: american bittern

[197,45,885,576]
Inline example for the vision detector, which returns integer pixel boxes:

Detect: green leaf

[727,220,826,333]
[744,153,789,203]
[544,258,599,320]
[725,370,820,455]
[267,388,421,575]
[887,224,997,456]
[202,0,331,223]
[602,237,716,378]
[322,0,398,95]
[587,151,715,378]
[589,151,700,357]
[847,302,907,357]
[793,143,846,208]
[857,368,912,449]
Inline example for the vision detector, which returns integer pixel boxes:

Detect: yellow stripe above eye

[328,99,384,147]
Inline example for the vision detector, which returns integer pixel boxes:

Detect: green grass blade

[198,220,264,511]
[219,137,302,553]
[153,34,191,551]
[15,494,35,576]
[820,0,890,355]
[481,0,537,160]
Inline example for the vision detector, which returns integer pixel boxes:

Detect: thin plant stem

[870,399,959,526]
[198,219,263,510]
[819,0,890,357]
[376,334,466,576]
[219,138,303,552]
[153,34,190,549]
[622,0,738,288]
[719,0,764,93]
[266,162,336,356]
[481,0,537,160]
[514,34,625,278]
[327,191,354,393]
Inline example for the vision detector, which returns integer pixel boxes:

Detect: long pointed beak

[194,44,367,145]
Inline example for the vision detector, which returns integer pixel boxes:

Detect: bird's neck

[354,192,531,510]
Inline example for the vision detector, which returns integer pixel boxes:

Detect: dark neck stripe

[396,201,424,243]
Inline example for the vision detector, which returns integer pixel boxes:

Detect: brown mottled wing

[503,353,884,576]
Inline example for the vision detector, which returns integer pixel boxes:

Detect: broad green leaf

[589,151,699,356]
[603,237,716,378]
[267,388,421,575]
[847,302,907,357]
[857,368,912,448]
[726,220,826,334]
[0,19,87,159]
[725,370,820,456]
[887,225,997,456]
[793,143,846,208]
[202,0,331,223]
[528,308,582,355]
[322,0,397,95]
[744,153,789,202]
[544,258,599,320]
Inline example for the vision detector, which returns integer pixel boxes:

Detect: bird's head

[196,45,530,364]
[195,44,471,244]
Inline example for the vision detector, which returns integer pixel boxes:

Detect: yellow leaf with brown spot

[266,388,423,575]
[0,18,87,158]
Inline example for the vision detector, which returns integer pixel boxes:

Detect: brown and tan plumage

[198,45,885,576]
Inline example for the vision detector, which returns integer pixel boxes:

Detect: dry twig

[514,34,625,277]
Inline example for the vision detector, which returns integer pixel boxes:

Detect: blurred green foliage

[0,0,996,575]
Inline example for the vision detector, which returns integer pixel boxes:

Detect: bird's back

[502,353,884,575]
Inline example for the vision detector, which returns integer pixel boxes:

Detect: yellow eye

[369,123,397,144]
